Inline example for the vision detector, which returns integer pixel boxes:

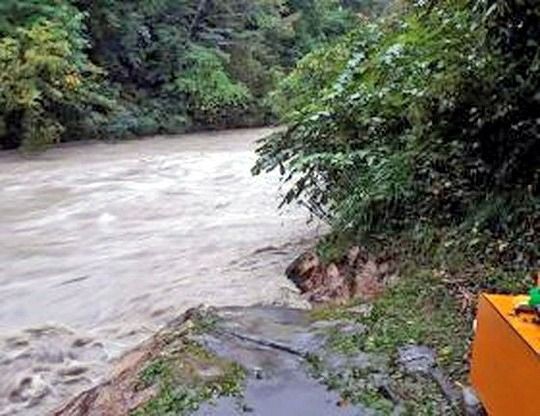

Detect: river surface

[0,128,321,415]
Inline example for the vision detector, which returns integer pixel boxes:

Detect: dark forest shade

[0,0,379,150]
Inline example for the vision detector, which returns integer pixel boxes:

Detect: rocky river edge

[54,247,483,416]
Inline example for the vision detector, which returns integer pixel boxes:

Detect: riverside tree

[0,0,371,149]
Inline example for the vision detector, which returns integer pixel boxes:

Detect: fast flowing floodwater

[0,128,321,415]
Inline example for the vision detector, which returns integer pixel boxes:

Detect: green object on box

[528,287,540,307]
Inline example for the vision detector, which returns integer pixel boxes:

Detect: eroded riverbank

[54,304,466,416]
[0,128,322,415]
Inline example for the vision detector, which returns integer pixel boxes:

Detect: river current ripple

[0,128,321,415]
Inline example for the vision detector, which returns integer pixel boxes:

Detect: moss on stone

[132,335,245,416]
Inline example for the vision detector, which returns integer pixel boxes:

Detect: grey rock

[310,320,342,330]
[324,351,373,372]
[462,386,486,416]
[397,345,436,374]
[324,350,388,373]
[398,345,462,406]
[338,322,367,336]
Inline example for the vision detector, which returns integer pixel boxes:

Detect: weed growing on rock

[133,338,246,416]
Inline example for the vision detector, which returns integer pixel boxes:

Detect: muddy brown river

[0,128,321,415]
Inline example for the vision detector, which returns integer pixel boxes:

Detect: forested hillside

[0,0,386,150]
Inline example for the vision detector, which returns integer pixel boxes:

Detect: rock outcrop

[54,307,374,416]
[286,246,397,304]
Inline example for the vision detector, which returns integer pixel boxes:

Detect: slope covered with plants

[256,0,538,280]
[255,0,539,405]
[0,0,382,150]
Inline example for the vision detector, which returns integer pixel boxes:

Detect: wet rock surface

[194,372,363,416]
[54,305,470,416]
[461,387,485,416]
[397,345,461,407]
[191,308,370,415]
[397,345,437,375]
[55,307,377,416]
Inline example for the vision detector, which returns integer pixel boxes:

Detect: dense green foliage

[0,1,112,149]
[254,2,538,410]
[255,0,539,273]
[0,0,377,149]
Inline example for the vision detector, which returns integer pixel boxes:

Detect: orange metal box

[470,294,540,416]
